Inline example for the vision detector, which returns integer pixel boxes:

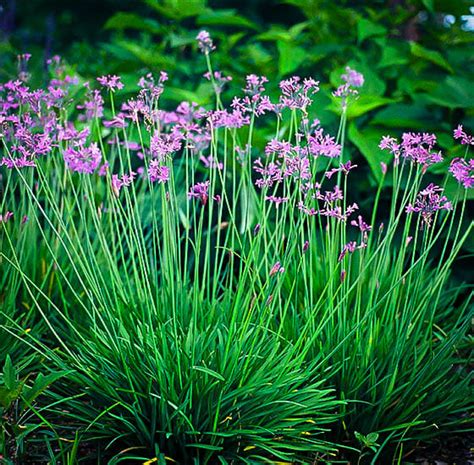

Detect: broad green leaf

[421,0,434,11]
[289,21,310,38]
[378,45,409,69]
[104,12,162,34]
[145,0,207,20]
[107,41,176,69]
[169,33,198,48]
[328,95,394,119]
[348,123,386,181]
[277,41,306,76]
[409,42,454,73]
[22,371,69,407]
[423,76,474,109]
[3,355,16,391]
[197,9,258,30]
[357,17,386,43]
[257,27,293,42]
[0,385,22,409]
[164,86,210,105]
[370,104,438,130]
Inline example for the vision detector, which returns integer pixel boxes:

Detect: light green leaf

[0,386,22,409]
[378,45,409,69]
[145,0,207,20]
[277,41,306,76]
[357,17,387,43]
[328,96,394,119]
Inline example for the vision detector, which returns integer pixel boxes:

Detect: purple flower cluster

[278,76,319,112]
[453,125,474,146]
[188,181,210,205]
[97,75,124,92]
[111,171,136,195]
[148,160,170,184]
[63,143,102,174]
[333,66,364,106]
[449,158,473,188]
[196,30,215,54]
[338,240,367,262]
[204,71,232,94]
[379,132,443,168]
[406,183,452,228]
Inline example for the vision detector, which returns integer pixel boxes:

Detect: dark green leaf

[3,355,16,391]
[410,42,454,73]
[348,123,386,181]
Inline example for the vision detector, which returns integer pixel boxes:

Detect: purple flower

[150,132,182,161]
[326,161,358,179]
[406,183,452,228]
[244,74,268,97]
[200,155,223,170]
[148,160,170,184]
[279,76,319,111]
[341,66,364,88]
[254,158,283,188]
[449,158,473,189]
[265,139,292,158]
[453,124,474,146]
[338,241,357,262]
[97,75,124,92]
[77,89,104,120]
[111,171,136,195]
[63,143,102,174]
[351,215,372,238]
[1,154,36,169]
[188,181,210,205]
[209,109,250,129]
[265,195,289,206]
[204,71,232,94]
[196,30,215,54]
